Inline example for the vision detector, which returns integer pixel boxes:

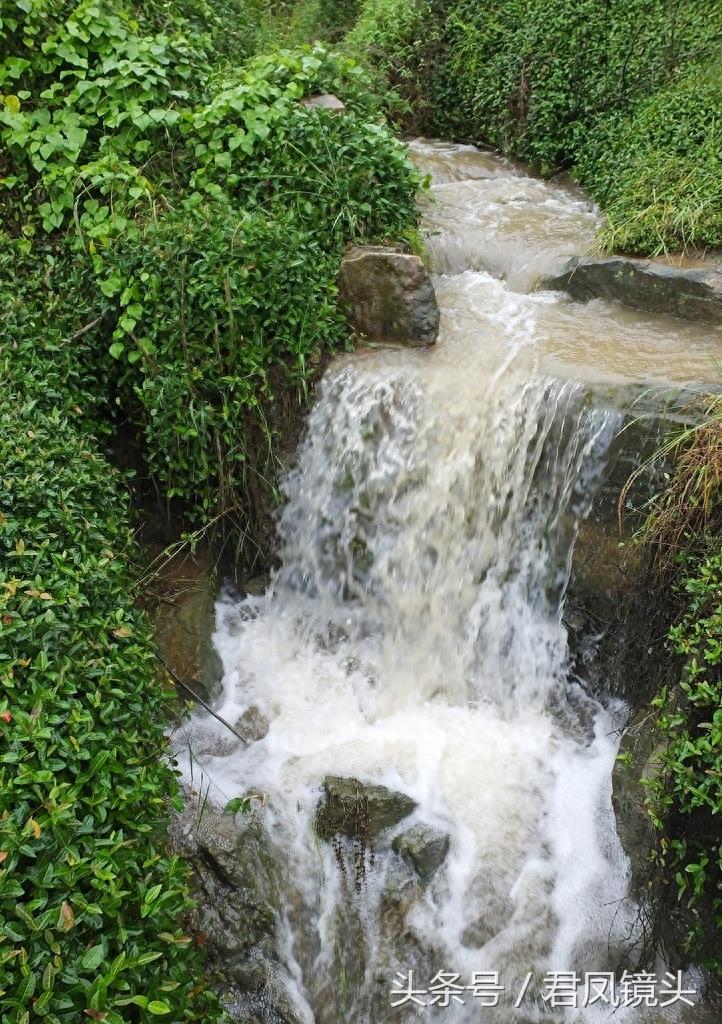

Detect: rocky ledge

[546,256,722,325]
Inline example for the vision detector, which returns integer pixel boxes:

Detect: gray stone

[234,705,270,745]
[380,858,422,926]
[338,246,440,347]
[226,954,308,1024]
[316,776,417,842]
[546,256,722,325]
[244,574,270,597]
[173,803,280,958]
[392,824,450,885]
[299,93,346,114]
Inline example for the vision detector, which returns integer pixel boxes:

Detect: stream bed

[174,139,722,1023]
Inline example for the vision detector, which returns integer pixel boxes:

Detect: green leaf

[147,1001,171,1015]
[81,945,105,971]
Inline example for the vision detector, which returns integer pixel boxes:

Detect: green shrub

[1,13,421,529]
[577,72,722,254]
[99,206,346,522]
[347,0,440,126]
[0,393,218,1023]
[645,548,722,974]
[0,0,208,235]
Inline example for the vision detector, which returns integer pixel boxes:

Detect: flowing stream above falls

[175,139,722,1023]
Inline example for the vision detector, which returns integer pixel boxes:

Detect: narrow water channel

[177,139,722,1023]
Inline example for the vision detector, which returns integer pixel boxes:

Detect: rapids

[175,138,722,1023]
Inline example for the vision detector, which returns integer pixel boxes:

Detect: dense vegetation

[632,413,722,976]
[1,1,419,1019]
[346,0,722,254]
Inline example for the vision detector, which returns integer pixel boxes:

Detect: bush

[0,391,218,1023]
[347,0,440,127]
[100,206,346,523]
[645,548,722,975]
[577,72,722,254]
[1,7,421,529]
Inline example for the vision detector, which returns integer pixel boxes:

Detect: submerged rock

[546,256,722,325]
[392,823,450,885]
[338,245,440,347]
[316,776,417,842]
[234,705,270,745]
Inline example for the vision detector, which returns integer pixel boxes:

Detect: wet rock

[234,705,270,745]
[243,574,270,597]
[392,824,450,885]
[546,256,722,325]
[226,954,309,1024]
[612,707,660,892]
[338,245,440,347]
[173,801,280,960]
[152,550,223,704]
[380,858,422,926]
[299,93,346,114]
[316,776,417,842]
[174,798,312,1024]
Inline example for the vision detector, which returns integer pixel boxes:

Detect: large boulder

[392,823,450,885]
[316,776,417,843]
[338,246,440,347]
[546,256,722,325]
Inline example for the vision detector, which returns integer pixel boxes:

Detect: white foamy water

[175,140,721,1023]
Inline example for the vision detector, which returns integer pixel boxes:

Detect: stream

[176,139,722,1023]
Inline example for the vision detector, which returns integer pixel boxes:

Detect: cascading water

[176,139,722,1024]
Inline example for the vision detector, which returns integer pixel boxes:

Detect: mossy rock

[316,776,417,843]
[338,245,439,346]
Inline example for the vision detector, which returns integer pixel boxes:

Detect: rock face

[546,256,722,325]
[612,708,660,894]
[184,805,280,961]
[392,823,450,885]
[316,776,417,842]
[338,246,440,347]
[173,799,308,1024]
[299,93,346,114]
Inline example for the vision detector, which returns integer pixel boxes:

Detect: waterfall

[175,138,719,1024]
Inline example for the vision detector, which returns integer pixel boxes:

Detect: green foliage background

[347,0,722,254]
